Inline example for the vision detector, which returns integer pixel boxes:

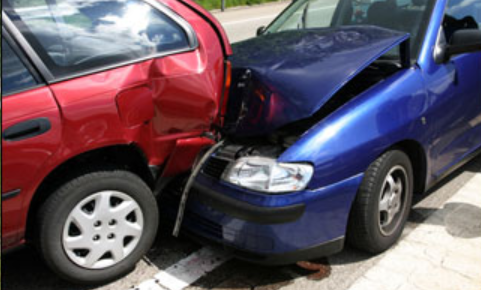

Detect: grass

[196,0,281,11]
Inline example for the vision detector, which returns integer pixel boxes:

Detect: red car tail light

[218,60,232,127]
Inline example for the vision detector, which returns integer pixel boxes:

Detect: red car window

[1,37,38,96]
[4,0,193,79]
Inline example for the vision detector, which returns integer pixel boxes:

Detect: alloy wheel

[378,165,408,236]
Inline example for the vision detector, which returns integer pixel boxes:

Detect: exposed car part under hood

[224,26,410,137]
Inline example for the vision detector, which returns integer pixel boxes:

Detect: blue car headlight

[221,157,314,193]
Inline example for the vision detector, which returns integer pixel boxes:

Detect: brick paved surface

[347,174,481,290]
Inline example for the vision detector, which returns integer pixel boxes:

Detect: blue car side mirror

[257,26,266,36]
[445,29,481,61]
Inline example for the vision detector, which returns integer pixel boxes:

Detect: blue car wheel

[347,150,413,253]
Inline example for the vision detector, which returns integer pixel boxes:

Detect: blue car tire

[347,150,413,253]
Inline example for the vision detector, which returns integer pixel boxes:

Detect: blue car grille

[202,157,230,179]
[185,210,223,240]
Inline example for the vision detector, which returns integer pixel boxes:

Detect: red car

[1,0,231,284]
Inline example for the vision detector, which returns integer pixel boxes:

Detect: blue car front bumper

[180,172,364,265]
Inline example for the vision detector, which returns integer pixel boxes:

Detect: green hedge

[196,0,280,11]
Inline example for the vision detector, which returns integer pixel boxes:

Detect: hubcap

[62,191,144,269]
[378,166,408,236]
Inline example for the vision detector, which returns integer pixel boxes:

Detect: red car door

[1,35,62,249]
[4,0,229,174]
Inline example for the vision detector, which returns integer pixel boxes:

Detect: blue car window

[2,38,39,96]
[444,0,481,42]
[3,0,191,80]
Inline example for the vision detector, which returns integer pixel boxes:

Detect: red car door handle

[3,118,51,142]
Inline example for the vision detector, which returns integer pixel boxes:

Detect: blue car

[179,0,481,264]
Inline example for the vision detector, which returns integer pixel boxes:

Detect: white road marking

[131,247,231,290]
[136,279,165,290]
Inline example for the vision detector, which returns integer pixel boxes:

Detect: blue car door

[424,0,481,178]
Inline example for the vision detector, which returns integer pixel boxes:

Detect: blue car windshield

[265,0,436,59]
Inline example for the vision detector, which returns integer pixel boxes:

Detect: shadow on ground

[1,229,330,290]
[412,202,481,239]
[409,155,481,224]
[2,247,90,290]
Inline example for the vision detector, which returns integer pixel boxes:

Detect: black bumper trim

[232,237,345,265]
[191,182,305,225]
[186,229,345,265]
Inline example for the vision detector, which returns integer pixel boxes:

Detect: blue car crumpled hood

[224,26,410,137]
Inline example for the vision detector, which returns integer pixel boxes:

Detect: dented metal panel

[226,26,410,136]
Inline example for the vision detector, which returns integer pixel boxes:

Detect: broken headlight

[221,157,313,193]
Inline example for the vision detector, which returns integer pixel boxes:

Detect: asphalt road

[3,3,481,290]
[212,1,290,43]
